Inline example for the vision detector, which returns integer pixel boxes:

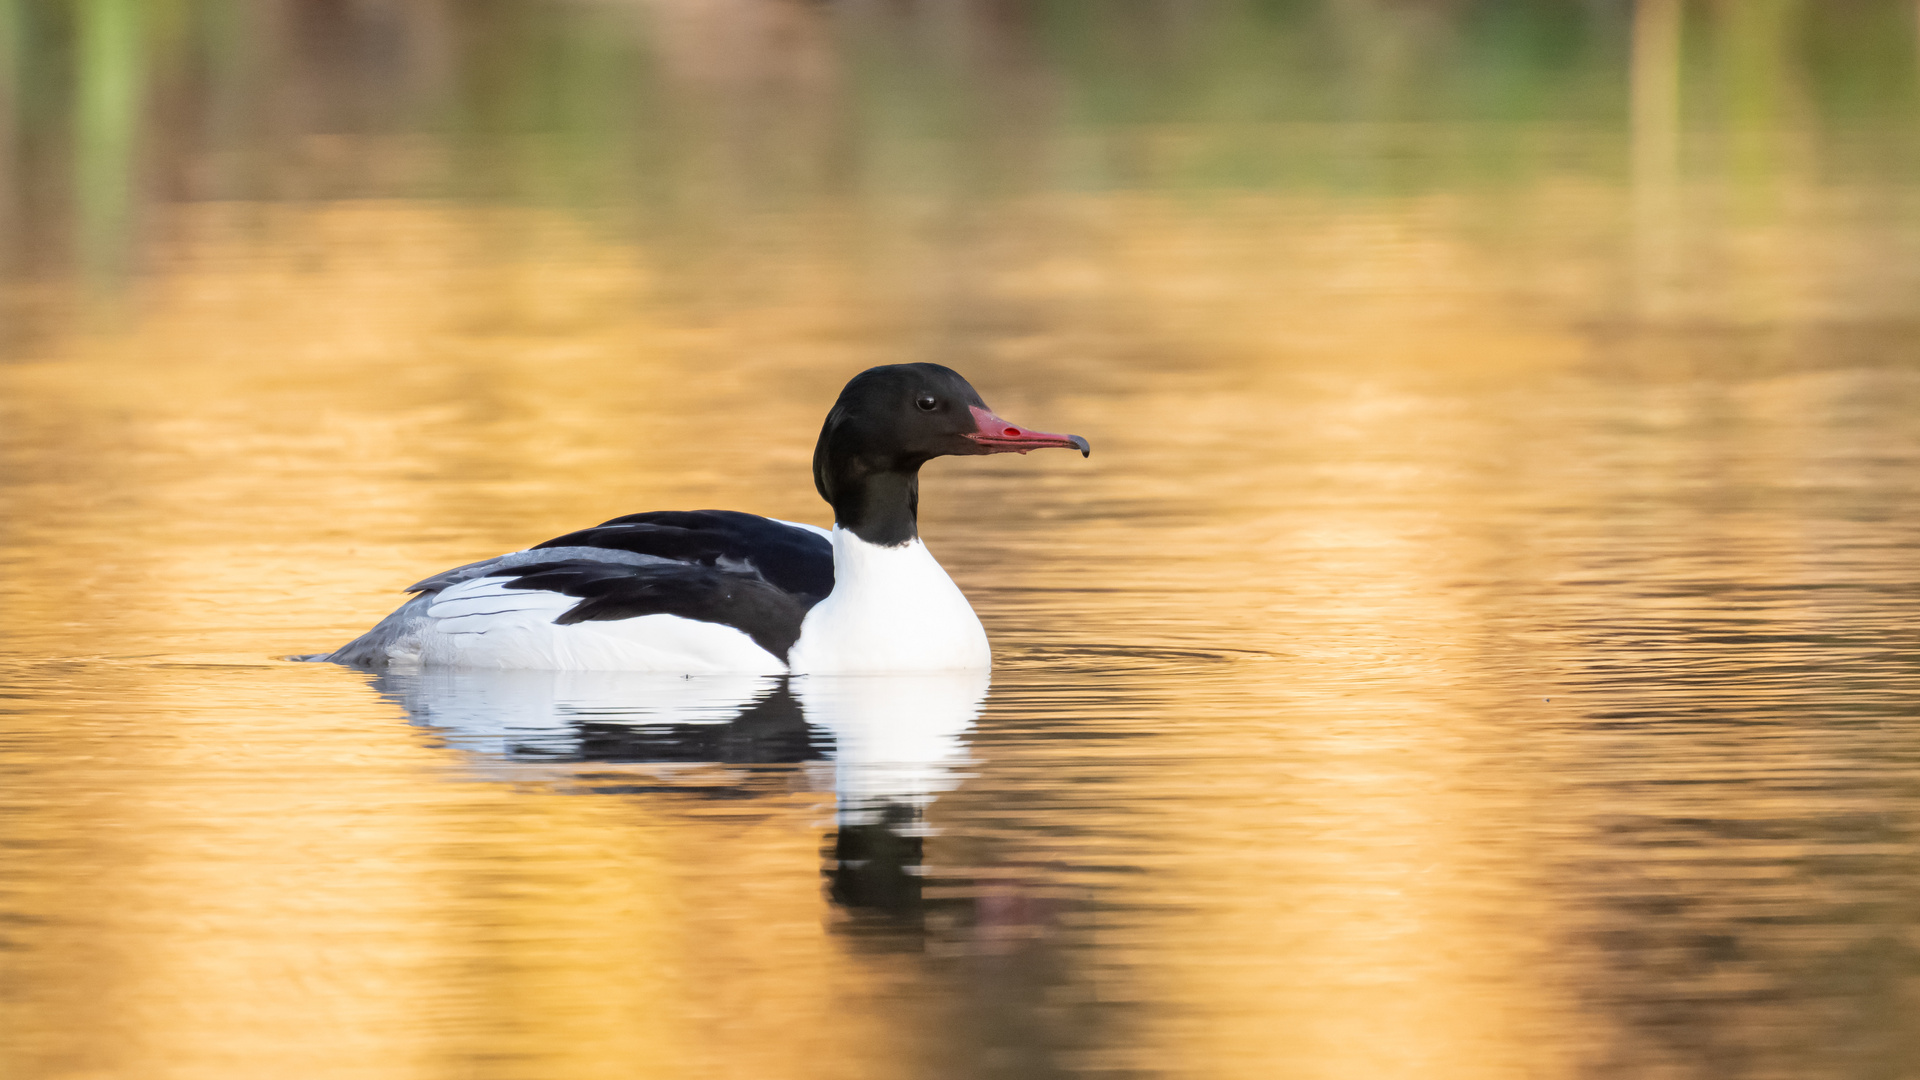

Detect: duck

[318,363,1089,674]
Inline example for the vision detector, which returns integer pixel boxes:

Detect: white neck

[785,527,992,675]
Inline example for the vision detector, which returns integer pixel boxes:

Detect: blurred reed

[0,0,1916,301]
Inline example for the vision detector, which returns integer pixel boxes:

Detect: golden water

[3,3,1920,1078]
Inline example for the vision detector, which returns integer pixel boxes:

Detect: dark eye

[915,394,940,412]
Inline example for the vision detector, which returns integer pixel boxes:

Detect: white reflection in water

[797,673,987,811]
[801,673,989,913]
[372,669,789,759]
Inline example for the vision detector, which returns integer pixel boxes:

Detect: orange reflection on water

[3,173,1917,1077]
[4,3,1920,1077]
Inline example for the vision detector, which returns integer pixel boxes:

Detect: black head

[812,364,1089,546]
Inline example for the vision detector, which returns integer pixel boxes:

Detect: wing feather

[531,510,833,603]
[324,510,833,670]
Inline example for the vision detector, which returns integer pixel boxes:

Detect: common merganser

[318,364,1088,673]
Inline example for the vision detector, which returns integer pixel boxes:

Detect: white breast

[785,528,991,675]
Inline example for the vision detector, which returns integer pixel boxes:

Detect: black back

[535,509,833,602]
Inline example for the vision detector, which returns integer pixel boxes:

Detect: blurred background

[3,3,1919,1079]
[7,0,1920,333]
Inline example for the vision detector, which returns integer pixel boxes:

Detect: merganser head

[813,364,1090,546]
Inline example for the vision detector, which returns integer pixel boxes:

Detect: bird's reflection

[373,669,825,764]
[371,668,988,919]
[798,673,987,916]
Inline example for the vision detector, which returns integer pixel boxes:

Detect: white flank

[382,576,786,673]
[785,528,991,674]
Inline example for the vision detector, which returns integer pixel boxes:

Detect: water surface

[3,3,1920,1078]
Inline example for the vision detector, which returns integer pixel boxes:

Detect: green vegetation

[0,0,1915,282]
